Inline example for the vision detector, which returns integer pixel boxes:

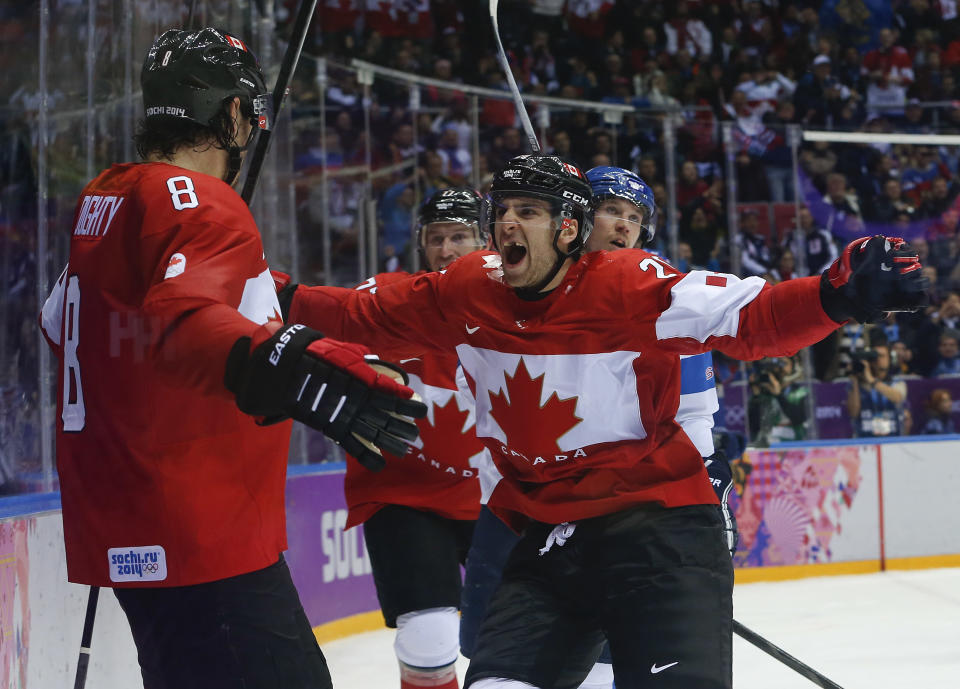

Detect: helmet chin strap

[223,123,256,186]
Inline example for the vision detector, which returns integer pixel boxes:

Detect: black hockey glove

[704,449,739,557]
[225,323,427,471]
[820,235,929,324]
[270,269,296,321]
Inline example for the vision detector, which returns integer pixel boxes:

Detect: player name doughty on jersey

[73,194,125,238]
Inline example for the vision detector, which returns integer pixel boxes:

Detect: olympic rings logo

[142,562,159,574]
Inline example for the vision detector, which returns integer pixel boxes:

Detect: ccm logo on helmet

[562,190,589,206]
[269,324,305,365]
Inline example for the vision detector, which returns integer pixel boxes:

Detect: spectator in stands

[823,172,864,238]
[737,208,772,277]
[549,130,573,159]
[430,97,472,151]
[680,203,721,270]
[488,127,525,171]
[783,206,839,276]
[747,356,810,446]
[869,178,915,223]
[933,329,960,376]
[901,98,930,133]
[327,71,362,110]
[891,340,919,376]
[378,182,416,262]
[672,241,694,272]
[921,388,956,434]
[712,24,741,67]
[900,147,946,210]
[847,343,908,438]
[383,123,423,168]
[915,291,960,375]
[677,160,708,208]
[794,55,845,128]
[663,1,712,59]
[769,247,797,283]
[637,156,662,186]
[736,69,796,121]
[418,151,454,200]
[800,140,839,187]
[919,176,958,225]
[435,123,471,185]
[862,27,915,113]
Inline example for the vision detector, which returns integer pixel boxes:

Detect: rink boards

[2,436,960,688]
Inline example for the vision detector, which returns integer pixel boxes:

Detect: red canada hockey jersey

[40,162,290,587]
[342,272,483,527]
[289,250,840,529]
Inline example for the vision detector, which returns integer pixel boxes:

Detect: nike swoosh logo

[465,325,480,334]
[650,662,679,674]
[398,358,421,364]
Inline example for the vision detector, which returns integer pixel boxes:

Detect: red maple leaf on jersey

[415,394,485,460]
[489,358,582,457]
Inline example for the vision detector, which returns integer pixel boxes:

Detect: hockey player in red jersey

[458,166,736,689]
[336,188,490,689]
[39,28,424,689]
[283,154,928,689]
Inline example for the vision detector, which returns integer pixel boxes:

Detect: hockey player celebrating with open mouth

[458,165,736,689]
[283,154,927,689]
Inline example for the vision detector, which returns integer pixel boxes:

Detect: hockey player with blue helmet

[583,166,656,249]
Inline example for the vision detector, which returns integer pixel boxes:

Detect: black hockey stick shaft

[73,585,100,689]
[488,0,540,153]
[240,0,319,205]
[733,619,845,689]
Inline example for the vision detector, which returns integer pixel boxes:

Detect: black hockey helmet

[416,187,489,270]
[417,187,488,244]
[141,27,272,133]
[487,154,593,256]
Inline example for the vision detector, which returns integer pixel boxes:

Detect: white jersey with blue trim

[464,351,719,504]
[676,352,718,457]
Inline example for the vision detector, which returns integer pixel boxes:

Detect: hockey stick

[240,0,320,204]
[72,585,100,689]
[488,0,540,153]
[733,620,846,689]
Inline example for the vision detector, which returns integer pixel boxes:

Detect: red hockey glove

[819,235,929,324]
[225,324,427,471]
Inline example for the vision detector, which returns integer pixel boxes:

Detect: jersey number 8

[62,275,85,431]
[167,175,199,211]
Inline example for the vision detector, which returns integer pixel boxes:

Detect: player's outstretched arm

[275,270,456,359]
[652,235,927,361]
[224,322,428,471]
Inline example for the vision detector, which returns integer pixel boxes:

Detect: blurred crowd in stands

[8,0,960,497]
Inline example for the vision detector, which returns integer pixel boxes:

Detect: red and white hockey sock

[399,661,459,689]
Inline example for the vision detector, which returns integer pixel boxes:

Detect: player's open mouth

[503,242,527,266]
[610,238,627,248]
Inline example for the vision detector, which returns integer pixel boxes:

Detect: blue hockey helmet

[586,166,657,245]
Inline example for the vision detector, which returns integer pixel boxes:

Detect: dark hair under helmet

[488,154,593,256]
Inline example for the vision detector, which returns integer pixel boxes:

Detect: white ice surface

[320,567,960,688]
